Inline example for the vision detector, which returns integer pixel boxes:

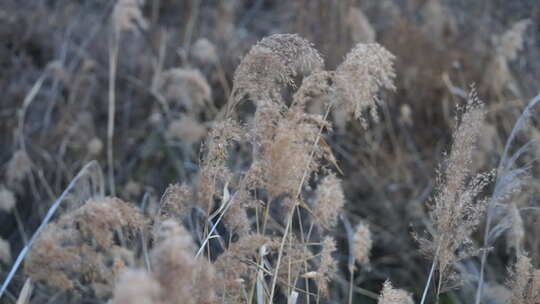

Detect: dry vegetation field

[1,1,540,303]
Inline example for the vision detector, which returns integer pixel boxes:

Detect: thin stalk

[420,255,437,304]
[268,207,295,302]
[107,29,119,196]
[195,191,238,257]
[348,268,355,304]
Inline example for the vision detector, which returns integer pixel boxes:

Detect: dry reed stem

[419,88,490,304]
[107,26,119,197]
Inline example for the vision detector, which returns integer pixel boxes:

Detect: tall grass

[0,1,539,303]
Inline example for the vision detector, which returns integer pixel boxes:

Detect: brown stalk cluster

[25,197,144,297]
[6,2,540,304]
[23,33,397,303]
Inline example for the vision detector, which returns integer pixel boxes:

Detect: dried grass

[0,32,400,303]
[353,222,373,266]
[2,4,539,302]
[418,88,493,302]
[24,197,143,293]
[378,281,414,304]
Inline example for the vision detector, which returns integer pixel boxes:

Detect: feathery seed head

[378,281,414,304]
[292,71,335,110]
[154,219,190,244]
[191,38,219,64]
[231,34,323,114]
[197,119,243,211]
[335,43,396,127]
[419,88,492,285]
[215,234,271,300]
[66,197,145,248]
[223,200,251,237]
[159,184,193,221]
[0,185,16,212]
[166,117,207,144]
[507,254,540,304]
[257,34,324,76]
[313,173,345,229]
[87,137,104,156]
[249,98,282,161]
[353,222,373,265]
[159,68,212,112]
[233,46,291,101]
[151,228,217,304]
[498,19,530,61]
[111,270,162,304]
[347,7,376,43]
[316,237,338,297]
[112,0,148,34]
[506,203,525,254]
[265,113,322,198]
[6,150,32,186]
[25,197,144,291]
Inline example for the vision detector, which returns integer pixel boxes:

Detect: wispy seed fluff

[150,220,217,304]
[166,116,207,145]
[506,203,525,254]
[256,33,324,76]
[191,38,219,65]
[6,150,32,187]
[484,19,530,94]
[214,234,271,302]
[153,219,189,243]
[335,43,396,127]
[113,221,217,304]
[25,197,144,291]
[419,88,492,284]
[378,281,414,304]
[316,236,338,297]
[197,119,243,212]
[498,19,530,61]
[159,68,212,113]
[230,34,323,112]
[0,185,16,212]
[0,237,10,264]
[507,254,540,304]
[347,7,376,43]
[112,0,148,33]
[353,222,373,265]
[313,173,345,229]
[265,108,326,199]
[111,270,162,304]
[158,184,194,222]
